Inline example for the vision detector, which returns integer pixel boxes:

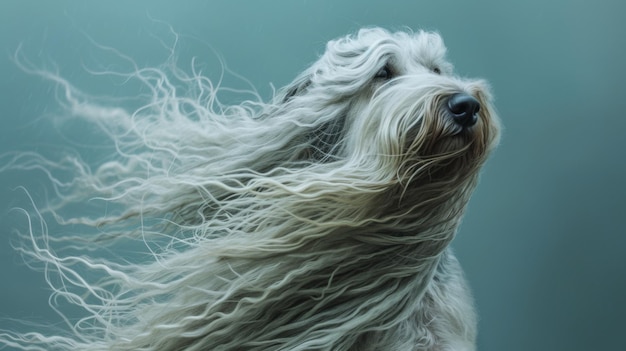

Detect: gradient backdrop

[0,1,624,350]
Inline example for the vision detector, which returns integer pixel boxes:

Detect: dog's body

[1,28,499,350]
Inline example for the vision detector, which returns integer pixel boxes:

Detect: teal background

[1,1,625,350]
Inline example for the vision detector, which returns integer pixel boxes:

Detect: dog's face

[282,28,500,191]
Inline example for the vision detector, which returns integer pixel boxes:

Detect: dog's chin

[416,118,476,152]
[421,127,485,173]
[448,128,481,153]
[448,123,473,137]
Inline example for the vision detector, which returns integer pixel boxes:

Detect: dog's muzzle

[447,93,480,128]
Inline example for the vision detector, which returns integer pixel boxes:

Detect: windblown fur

[1,27,499,350]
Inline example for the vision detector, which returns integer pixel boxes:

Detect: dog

[1,27,499,350]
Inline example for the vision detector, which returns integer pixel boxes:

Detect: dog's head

[278,28,500,194]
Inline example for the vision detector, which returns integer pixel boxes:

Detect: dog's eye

[375,65,393,80]
[432,67,441,75]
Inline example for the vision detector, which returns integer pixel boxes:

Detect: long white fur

[1,28,499,350]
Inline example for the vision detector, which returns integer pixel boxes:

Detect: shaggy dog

[1,27,499,350]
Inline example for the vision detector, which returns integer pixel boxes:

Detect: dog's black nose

[447,93,480,128]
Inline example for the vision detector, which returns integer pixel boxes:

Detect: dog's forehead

[353,29,452,73]
[395,31,450,72]
[320,28,454,75]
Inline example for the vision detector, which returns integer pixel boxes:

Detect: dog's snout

[447,93,480,128]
